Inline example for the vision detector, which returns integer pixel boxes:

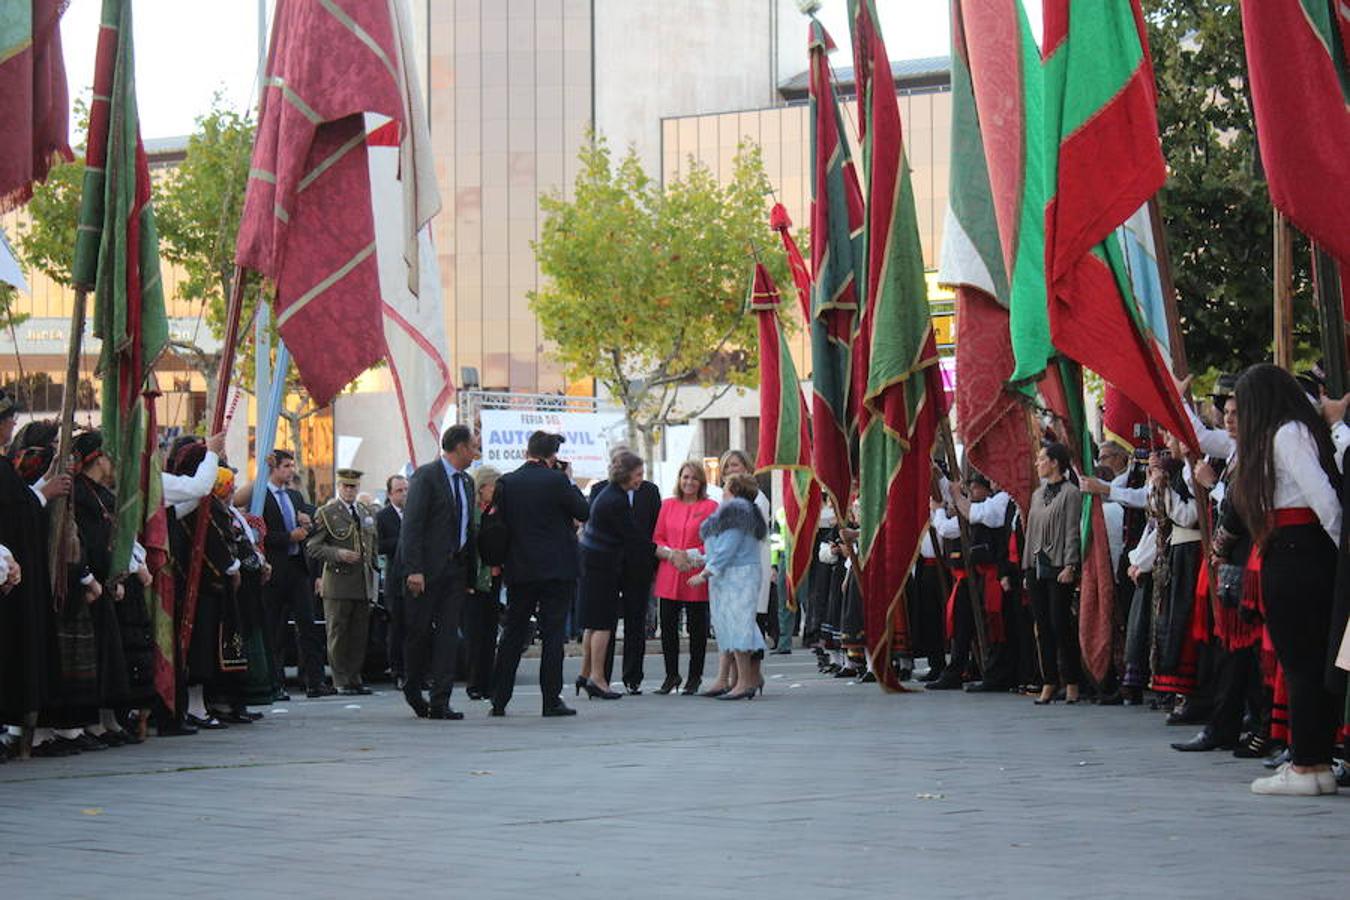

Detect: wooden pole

[47,285,88,598]
[180,268,249,659]
[1273,210,1294,370]
[1312,246,1346,398]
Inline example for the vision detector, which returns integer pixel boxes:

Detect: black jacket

[377,502,404,588]
[398,459,475,583]
[497,460,590,585]
[261,484,314,569]
[588,478,660,579]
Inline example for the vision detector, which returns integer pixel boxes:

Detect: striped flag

[849,0,947,691]
[750,262,822,613]
[939,0,1040,512]
[804,16,864,516]
[236,0,440,406]
[69,0,172,709]
[1042,0,1195,451]
[72,0,168,580]
[0,0,72,211]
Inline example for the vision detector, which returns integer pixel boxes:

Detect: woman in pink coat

[652,461,719,695]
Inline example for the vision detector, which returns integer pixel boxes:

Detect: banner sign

[479,409,626,480]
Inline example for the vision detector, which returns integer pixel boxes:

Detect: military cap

[336,468,363,486]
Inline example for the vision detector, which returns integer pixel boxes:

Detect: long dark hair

[1232,364,1340,547]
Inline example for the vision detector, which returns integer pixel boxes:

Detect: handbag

[477,482,510,567]
[1216,562,1245,609]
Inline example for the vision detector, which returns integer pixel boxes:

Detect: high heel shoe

[680,678,701,696]
[655,674,682,695]
[582,680,623,700]
[699,685,730,698]
[718,683,761,701]
[574,675,588,697]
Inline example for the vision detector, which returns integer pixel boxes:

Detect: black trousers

[661,598,709,683]
[1260,524,1340,766]
[603,571,654,688]
[384,578,405,678]
[463,587,499,696]
[1207,645,1264,744]
[1028,571,1082,686]
[403,566,465,708]
[493,578,571,710]
[262,555,326,690]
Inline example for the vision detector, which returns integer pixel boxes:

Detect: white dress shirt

[1273,421,1341,545]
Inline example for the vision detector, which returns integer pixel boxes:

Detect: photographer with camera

[489,430,590,717]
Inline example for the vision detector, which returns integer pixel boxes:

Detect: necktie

[277,488,299,555]
[452,472,467,548]
[350,505,362,555]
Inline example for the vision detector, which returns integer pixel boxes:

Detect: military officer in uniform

[307,469,378,695]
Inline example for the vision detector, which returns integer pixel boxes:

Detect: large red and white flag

[367,117,451,467]
[235,0,440,406]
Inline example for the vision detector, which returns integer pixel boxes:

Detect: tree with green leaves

[531,137,792,458]
[1146,0,1318,387]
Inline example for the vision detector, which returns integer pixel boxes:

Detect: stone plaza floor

[1,650,1345,899]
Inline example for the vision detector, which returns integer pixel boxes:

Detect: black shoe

[624,682,643,696]
[340,685,373,696]
[404,691,430,718]
[243,710,264,721]
[574,676,589,697]
[214,710,255,725]
[95,730,128,748]
[1121,687,1143,706]
[771,646,792,655]
[542,702,576,717]
[466,688,484,701]
[185,713,228,730]
[926,671,964,691]
[1096,691,1124,706]
[1170,729,1235,752]
[655,674,682,695]
[488,706,506,717]
[1232,734,1276,759]
[1165,704,1205,726]
[74,732,109,752]
[834,666,862,679]
[582,680,623,700]
[857,671,877,684]
[963,680,1013,693]
[156,720,199,737]
[31,738,81,758]
[681,678,702,696]
[272,690,292,702]
[306,684,338,699]
[916,668,944,683]
[428,707,465,720]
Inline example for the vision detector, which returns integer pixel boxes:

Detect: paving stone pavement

[1,651,1345,899]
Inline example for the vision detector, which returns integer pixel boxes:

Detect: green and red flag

[1041,0,1196,451]
[804,16,865,516]
[751,262,823,613]
[849,0,947,692]
[939,0,1041,512]
[0,0,72,210]
[1241,1,1350,265]
[71,0,171,708]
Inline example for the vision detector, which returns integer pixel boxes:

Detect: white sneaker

[1250,763,1328,796]
[1315,769,1339,795]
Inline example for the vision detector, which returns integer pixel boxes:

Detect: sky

[58,0,1043,143]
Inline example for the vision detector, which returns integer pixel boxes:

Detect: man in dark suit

[398,426,477,719]
[490,430,590,717]
[259,449,332,699]
[589,454,661,693]
[377,474,408,687]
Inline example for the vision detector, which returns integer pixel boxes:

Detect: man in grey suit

[398,426,478,720]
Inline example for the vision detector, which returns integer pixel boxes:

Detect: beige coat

[307,499,378,600]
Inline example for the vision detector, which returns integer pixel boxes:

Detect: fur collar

[699,496,767,541]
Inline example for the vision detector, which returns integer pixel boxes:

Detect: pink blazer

[651,496,719,602]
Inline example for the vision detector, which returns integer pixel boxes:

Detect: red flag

[1077,496,1116,683]
[236,0,438,406]
[769,203,811,323]
[1241,1,1350,264]
[0,1,71,211]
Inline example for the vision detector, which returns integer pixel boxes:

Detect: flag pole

[180,266,250,659]
[47,284,89,599]
[1312,247,1346,398]
[1273,210,1294,370]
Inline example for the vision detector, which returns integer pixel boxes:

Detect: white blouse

[1272,421,1341,545]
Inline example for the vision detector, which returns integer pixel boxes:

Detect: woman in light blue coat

[689,473,767,700]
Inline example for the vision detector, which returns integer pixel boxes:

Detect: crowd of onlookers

[4,366,1348,798]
